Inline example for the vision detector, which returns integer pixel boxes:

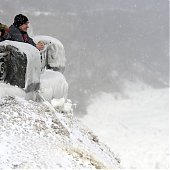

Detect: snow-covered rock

[0,96,120,169]
[0,40,41,92]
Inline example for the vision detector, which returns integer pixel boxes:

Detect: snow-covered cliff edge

[0,95,120,169]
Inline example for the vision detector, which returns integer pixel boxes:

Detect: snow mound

[0,96,120,169]
[0,83,25,98]
[40,70,68,101]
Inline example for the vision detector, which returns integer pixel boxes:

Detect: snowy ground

[81,85,169,169]
[0,83,120,169]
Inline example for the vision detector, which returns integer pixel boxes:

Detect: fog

[0,0,169,115]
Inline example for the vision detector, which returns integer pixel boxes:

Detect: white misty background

[0,0,169,169]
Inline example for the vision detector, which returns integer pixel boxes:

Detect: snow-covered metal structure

[34,35,66,73]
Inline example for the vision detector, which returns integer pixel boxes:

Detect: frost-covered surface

[33,35,66,68]
[0,96,120,169]
[0,69,68,101]
[40,70,68,101]
[0,83,25,99]
[0,40,68,100]
[81,86,169,169]
[0,40,41,90]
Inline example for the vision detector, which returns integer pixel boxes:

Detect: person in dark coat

[1,15,44,94]
[3,14,44,50]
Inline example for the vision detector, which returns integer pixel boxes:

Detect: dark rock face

[0,45,27,88]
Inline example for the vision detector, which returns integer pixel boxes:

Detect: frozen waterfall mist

[0,0,168,116]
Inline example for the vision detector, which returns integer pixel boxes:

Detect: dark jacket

[3,25,36,46]
[0,37,4,42]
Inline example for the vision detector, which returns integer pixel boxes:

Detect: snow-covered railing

[34,36,66,73]
[40,43,51,72]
